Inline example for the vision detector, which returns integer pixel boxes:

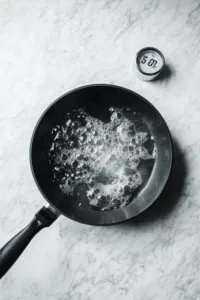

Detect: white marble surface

[1,0,200,299]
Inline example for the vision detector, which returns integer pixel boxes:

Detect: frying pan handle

[0,206,58,279]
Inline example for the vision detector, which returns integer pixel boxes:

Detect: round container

[135,47,165,81]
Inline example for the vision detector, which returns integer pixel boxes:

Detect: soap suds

[48,108,156,211]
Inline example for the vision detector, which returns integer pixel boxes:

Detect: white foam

[49,108,156,210]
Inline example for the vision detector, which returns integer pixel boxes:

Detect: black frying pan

[0,84,172,279]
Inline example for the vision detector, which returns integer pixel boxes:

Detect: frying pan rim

[29,83,173,225]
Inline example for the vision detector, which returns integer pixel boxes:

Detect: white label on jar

[137,50,164,74]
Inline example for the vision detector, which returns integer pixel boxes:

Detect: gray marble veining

[1,0,200,299]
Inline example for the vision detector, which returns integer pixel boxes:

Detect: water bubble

[72,160,78,168]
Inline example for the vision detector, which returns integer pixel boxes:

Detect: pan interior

[48,107,156,212]
[30,85,172,225]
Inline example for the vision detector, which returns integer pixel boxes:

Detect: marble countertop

[1,0,200,299]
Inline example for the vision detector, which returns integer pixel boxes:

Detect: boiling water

[48,108,156,211]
